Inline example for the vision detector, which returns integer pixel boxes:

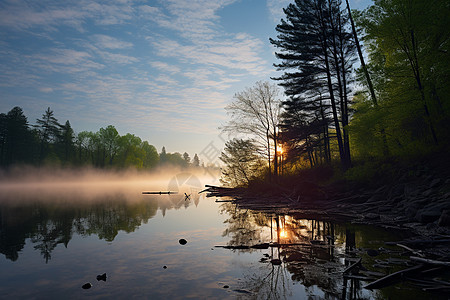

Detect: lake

[0,171,443,299]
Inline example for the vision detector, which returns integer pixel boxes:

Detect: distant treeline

[0,106,200,169]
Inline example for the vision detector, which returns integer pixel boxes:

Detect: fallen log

[395,243,425,257]
[344,274,375,281]
[364,264,424,290]
[215,245,250,250]
[142,191,178,195]
[343,257,362,274]
[410,256,450,267]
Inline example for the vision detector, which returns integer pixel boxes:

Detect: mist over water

[0,166,220,203]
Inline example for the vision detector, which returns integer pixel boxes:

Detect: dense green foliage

[0,106,198,170]
[220,0,449,186]
[350,0,450,158]
[275,0,450,167]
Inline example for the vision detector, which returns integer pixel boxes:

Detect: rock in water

[82,283,92,289]
[179,239,187,245]
[96,273,107,281]
[367,249,379,257]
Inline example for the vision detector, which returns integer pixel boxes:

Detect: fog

[0,166,220,203]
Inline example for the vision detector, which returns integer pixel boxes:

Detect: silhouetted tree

[4,107,33,166]
[58,120,75,164]
[183,152,190,165]
[271,0,355,169]
[160,146,167,164]
[35,107,61,165]
[192,153,200,167]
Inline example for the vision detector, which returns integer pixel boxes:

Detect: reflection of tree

[32,220,72,263]
[221,204,371,299]
[220,203,271,248]
[0,195,159,262]
[243,263,293,299]
[0,206,34,261]
[81,198,158,242]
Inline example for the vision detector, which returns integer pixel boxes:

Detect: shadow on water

[0,192,202,263]
[218,202,447,300]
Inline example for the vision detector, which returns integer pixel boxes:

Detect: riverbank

[203,151,450,296]
[204,149,450,255]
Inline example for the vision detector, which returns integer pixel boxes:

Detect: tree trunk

[317,6,348,169]
[345,0,389,156]
[328,0,351,166]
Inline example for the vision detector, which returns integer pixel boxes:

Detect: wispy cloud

[266,0,292,23]
[39,87,54,93]
[91,34,133,49]
[0,0,135,31]
[0,0,86,31]
[149,61,181,74]
[0,0,276,153]
[145,0,269,75]
[31,48,104,74]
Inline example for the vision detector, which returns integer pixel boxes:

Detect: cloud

[0,1,87,31]
[0,0,135,31]
[31,48,104,74]
[0,0,276,149]
[151,37,268,75]
[152,0,236,40]
[149,61,181,74]
[91,34,133,49]
[39,87,54,93]
[98,51,139,65]
[266,0,292,23]
[144,0,269,75]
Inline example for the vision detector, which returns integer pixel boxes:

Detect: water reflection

[0,192,202,263]
[0,183,438,299]
[218,203,412,300]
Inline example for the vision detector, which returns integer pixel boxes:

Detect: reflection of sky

[0,190,408,299]
[0,198,261,299]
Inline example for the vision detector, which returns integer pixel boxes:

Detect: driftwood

[385,239,450,247]
[344,274,375,281]
[343,257,362,274]
[395,243,425,257]
[201,185,244,197]
[215,243,270,250]
[364,264,424,290]
[142,191,178,195]
[410,256,450,267]
[215,241,332,250]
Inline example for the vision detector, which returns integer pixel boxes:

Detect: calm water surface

[0,173,440,299]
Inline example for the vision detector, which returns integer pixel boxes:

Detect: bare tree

[220,139,265,187]
[222,81,282,180]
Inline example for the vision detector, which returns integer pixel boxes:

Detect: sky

[0,0,371,165]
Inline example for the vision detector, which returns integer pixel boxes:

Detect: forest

[220,0,450,187]
[1,0,448,184]
[0,106,200,170]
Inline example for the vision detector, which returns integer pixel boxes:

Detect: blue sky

[0,0,371,164]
